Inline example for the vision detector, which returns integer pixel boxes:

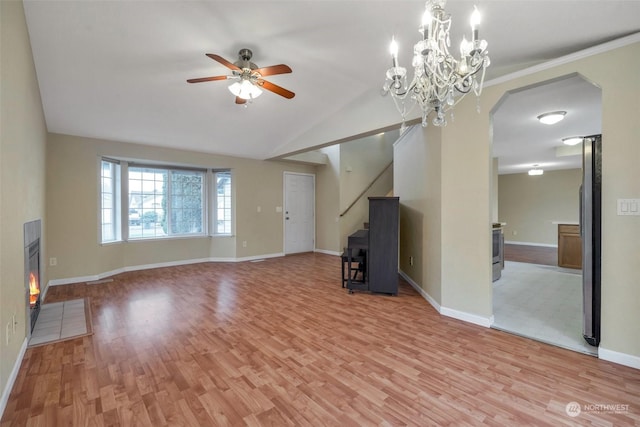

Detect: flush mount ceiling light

[537,111,566,125]
[528,164,544,176]
[562,136,583,146]
[382,0,490,128]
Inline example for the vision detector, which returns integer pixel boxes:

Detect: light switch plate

[617,199,640,216]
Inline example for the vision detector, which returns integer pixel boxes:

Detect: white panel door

[284,172,315,254]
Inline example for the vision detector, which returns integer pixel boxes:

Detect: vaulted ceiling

[23,1,640,170]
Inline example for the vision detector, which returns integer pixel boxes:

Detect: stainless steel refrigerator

[581,134,602,347]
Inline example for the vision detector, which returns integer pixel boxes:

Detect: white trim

[233,253,284,263]
[399,270,441,312]
[0,338,28,420]
[504,241,558,248]
[46,254,286,286]
[315,248,341,256]
[486,32,640,87]
[598,347,640,370]
[440,307,493,328]
[399,270,492,327]
[392,124,420,150]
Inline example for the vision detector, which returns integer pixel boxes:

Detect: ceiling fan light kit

[228,80,262,100]
[187,48,294,105]
[382,0,490,128]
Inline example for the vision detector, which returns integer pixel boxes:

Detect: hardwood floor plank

[2,253,639,426]
[504,243,558,266]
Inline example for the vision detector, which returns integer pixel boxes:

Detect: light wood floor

[2,253,639,426]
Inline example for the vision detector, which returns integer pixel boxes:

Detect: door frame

[283,172,316,255]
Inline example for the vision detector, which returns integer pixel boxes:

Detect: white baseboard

[504,241,558,248]
[440,307,494,328]
[233,253,284,262]
[314,248,341,256]
[0,337,28,420]
[399,270,441,312]
[598,347,640,370]
[399,270,492,327]
[47,254,285,287]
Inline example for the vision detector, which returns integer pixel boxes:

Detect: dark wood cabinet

[367,197,399,295]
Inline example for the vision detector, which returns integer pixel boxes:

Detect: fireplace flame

[29,272,40,307]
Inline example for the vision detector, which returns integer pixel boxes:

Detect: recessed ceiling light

[562,136,583,146]
[537,111,566,125]
[528,164,544,176]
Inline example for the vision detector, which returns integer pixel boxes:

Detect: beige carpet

[28,297,93,347]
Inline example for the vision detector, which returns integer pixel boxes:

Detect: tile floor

[29,298,88,347]
[492,261,598,356]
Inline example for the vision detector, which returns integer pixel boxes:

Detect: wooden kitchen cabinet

[558,224,582,269]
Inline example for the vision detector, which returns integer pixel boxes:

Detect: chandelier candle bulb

[390,37,399,68]
[422,10,432,40]
[470,6,481,42]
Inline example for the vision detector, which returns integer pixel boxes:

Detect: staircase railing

[339,161,393,217]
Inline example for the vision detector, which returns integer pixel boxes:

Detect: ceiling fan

[187,48,295,104]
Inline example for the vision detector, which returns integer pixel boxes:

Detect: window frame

[99,159,234,242]
[127,164,208,240]
[212,170,233,236]
[99,158,121,244]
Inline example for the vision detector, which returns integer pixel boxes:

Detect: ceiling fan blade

[206,54,241,71]
[235,97,247,105]
[259,80,295,99]
[186,75,229,83]
[254,64,292,77]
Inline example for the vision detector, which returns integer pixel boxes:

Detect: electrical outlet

[512,230,517,236]
[49,257,57,266]
[242,241,247,248]
[409,256,414,266]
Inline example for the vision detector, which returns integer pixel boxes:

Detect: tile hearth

[29,298,92,347]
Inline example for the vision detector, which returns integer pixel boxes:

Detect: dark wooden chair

[341,247,366,288]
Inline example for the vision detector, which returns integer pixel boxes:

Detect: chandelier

[382,0,490,128]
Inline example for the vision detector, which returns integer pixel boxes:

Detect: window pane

[128,167,204,239]
[215,171,232,235]
[170,171,203,235]
[128,167,168,239]
[100,160,120,243]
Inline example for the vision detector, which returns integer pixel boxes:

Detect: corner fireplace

[24,220,42,332]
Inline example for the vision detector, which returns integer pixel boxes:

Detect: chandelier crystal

[382,0,490,128]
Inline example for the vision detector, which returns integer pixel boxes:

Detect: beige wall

[315,145,341,253]
[338,133,395,249]
[314,132,396,254]
[491,158,499,223]
[394,42,640,360]
[45,133,315,282]
[0,0,48,403]
[499,169,582,245]
[394,125,442,305]
[447,42,640,358]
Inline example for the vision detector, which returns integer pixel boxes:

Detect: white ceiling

[23,1,640,169]
[492,74,602,174]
